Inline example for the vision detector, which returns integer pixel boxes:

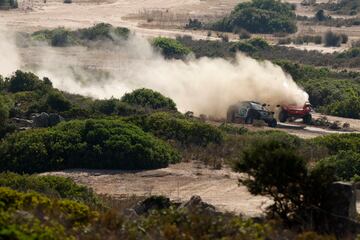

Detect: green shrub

[230,42,257,53]
[121,88,177,111]
[337,47,360,58]
[248,37,270,49]
[312,133,360,154]
[211,0,297,33]
[77,23,129,41]
[0,96,10,124]
[152,37,191,59]
[0,119,180,173]
[46,91,72,112]
[0,187,96,239]
[126,112,223,146]
[51,28,74,47]
[0,173,101,207]
[314,151,360,181]
[324,31,342,47]
[92,98,120,115]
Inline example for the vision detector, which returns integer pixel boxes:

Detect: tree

[8,70,42,93]
[212,0,297,33]
[234,139,307,223]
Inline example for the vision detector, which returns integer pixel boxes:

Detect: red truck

[278,102,312,124]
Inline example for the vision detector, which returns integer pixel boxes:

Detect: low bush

[121,88,177,111]
[152,37,191,59]
[0,172,101,207]
[312,133,360,154]
[314,150,360,181]
[125,112,223,146]
[0,187,97,239]
[77,23,129,41]
[46,91,72,112]
[324,31,343,47]
[0,119,180,173]
[31,23,130,47]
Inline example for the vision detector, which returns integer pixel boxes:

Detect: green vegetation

[121,88,177,111]
[126,112,224,146]
[0,187,97,239]
[317,0,359,15]
[315,151,360,181]
[0,119,180,173]
[0,172,101,207]
[31,23,130,47]
[152,37,192,59]
[211,0,297,33]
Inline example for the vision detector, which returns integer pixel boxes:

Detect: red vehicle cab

[278,102,312,124]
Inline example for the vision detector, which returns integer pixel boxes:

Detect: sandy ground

[0,0,240,40]
[46,160,360,216]
[46,162,272,216]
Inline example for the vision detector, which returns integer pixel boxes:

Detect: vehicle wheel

[268,119,277,128]
[303,114,312,124]
[245,116,253,124]
[226,108,236,123]
[279,110,287,123]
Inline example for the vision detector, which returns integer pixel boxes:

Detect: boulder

[179,195,217,214]
[48,113,64,127]
[133,196,171,215]
[32,112,49,128]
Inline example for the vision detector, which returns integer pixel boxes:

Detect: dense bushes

[121,88,177,111]
[0,119,180,173]
[0,172,101,207]
[211,0,297,33]
[0,187,97,239]
[312,133,360,154]
[152,37,192,59]
[31,23,130,47]
[126,112,223,146]
[314,151,360,181]
[77,23,130,41]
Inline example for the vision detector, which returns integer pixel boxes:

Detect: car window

[250,103,266,111]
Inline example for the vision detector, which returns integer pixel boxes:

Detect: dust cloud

[0,29,308,117]
[0,28,20,76]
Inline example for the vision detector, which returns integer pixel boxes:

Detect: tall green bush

[0,119,180,173]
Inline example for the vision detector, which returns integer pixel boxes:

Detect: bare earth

[45,162,272,216]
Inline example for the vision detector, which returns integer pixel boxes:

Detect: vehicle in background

[227,101,277,127]
[278,102,312,124]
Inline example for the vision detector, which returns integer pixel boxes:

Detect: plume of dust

[0,27,21,76]
[3,31,309,117]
